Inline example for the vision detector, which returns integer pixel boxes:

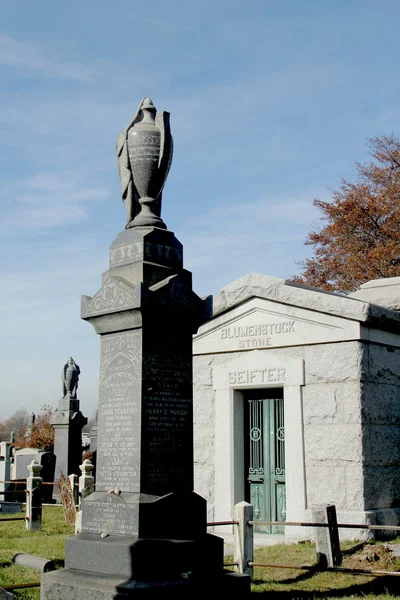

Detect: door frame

[244,389,286,533]
[213,351,306,534]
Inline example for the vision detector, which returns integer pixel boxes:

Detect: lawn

[1,507,399,599]
[0,506,73,599]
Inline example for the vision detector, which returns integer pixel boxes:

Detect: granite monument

[41,98,249,598]
[52,358,87,502]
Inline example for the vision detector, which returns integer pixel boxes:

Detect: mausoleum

[193,273,400,539]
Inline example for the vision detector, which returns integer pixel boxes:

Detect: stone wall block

[361,383,400,424]
[194,464,215,508]
[305,424,363,464]
[303,383,351,425]
[304,343,362,384]
[193,355,213,386]
[306,466,346,509]
[362,425,400,465]
[194,426,215,464]
[344,466,365,510]
[365,345,400,384]
[193,385,215,426]
[363,466,397,509]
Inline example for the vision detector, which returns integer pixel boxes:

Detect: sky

[1,0,399,421]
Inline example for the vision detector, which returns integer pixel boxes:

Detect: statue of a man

[62,357,81,399]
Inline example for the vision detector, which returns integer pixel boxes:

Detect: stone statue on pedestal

[62,357,80,399]
[116,97,173,230]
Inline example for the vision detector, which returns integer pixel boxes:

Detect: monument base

[41,534,251,598]
[41,566,250,598]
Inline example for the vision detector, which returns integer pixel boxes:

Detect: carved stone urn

[127,97,173,229]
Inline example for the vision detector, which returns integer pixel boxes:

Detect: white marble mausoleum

[192,274,400,539]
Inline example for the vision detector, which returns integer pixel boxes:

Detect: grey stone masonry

[41,225,249,599]
[52,395,87,501]
[79,227,211,540]
[42,100,250,598]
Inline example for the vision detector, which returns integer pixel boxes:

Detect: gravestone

[89,409,98,452]
[12,448,42,481]
[0,442,11,502]
[52,358,87,501]
[10,449,55,504]
[41,97,250,598]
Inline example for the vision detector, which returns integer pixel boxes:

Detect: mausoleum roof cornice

[210,273,400,334]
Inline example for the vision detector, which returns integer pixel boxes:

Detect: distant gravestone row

[1,356,89,514]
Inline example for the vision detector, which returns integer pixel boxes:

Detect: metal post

[26,460,42,532]
[234,501,254,578]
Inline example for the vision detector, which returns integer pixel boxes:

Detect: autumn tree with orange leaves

[293,135,400,293]
[14,406,55,452]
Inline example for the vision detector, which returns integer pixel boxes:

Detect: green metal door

[245,390,286,533]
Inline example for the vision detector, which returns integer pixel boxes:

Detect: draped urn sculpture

[116,97,173,230]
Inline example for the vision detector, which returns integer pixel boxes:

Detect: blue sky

[1,0,399,420]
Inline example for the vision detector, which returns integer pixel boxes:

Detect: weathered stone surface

[193,384,215,426]
[364,343,400,384]
[110,228,183,272]
[361,383,400,424]
[195,296,362,355]
[304,424,363,465]
[344,465,365,510]
[304,342,363,384]
[350,276,400,310]
[362,426,400,466]
[306,466,347,509]
[303,382,362,425]
[302,382,362,425]
[211,273,400,334]
[194,464,215,509]
[363,466,400,509]
[193,355,213,386]
[194,427,214,464]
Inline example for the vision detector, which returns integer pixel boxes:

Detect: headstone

[89,410,98,452]
[68,473,79,506]
[0,442,11,502]
[12,448,43,481]
[78,459,94,509]
[26,459,42,532]
[40,452,56,503]
[52,358,87,501]
[41,97,250,598]
[10,448,55,504]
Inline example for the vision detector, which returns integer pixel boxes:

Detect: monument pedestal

[52,398,87,502]
[42,492,250,598]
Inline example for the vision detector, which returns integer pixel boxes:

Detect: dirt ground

[343,543,400,572]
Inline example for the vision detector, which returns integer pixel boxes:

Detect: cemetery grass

[1,508,400,599]
[242,538,400,598]
[0,505,73,599]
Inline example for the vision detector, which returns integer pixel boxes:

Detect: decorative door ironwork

[246,392,286,534]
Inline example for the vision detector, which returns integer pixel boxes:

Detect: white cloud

[0,171,111,231]
[0,33,93,81]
